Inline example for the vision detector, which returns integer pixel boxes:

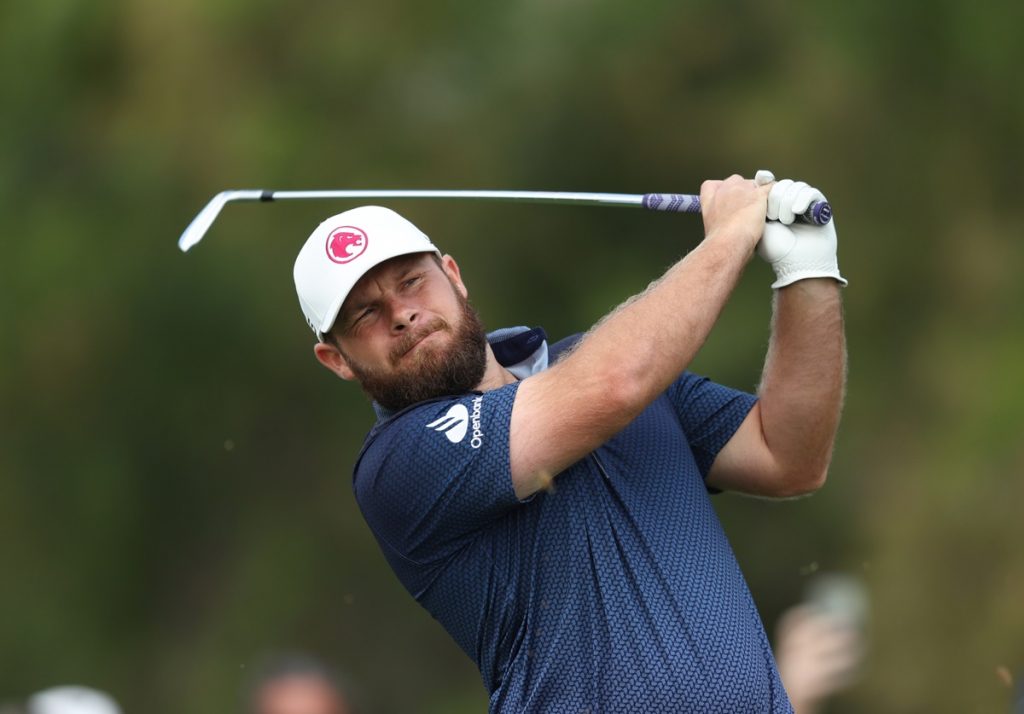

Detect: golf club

[178,188,832,252]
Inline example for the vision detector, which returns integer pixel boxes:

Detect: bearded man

[292,172,847,713]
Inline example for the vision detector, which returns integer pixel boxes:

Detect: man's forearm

[551,175,771,420]
[757,279,847,486]
[508,175,770,495]
[509,232,754,495]
[571,232,755,411]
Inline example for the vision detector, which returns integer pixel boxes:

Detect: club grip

[641,193,832,225]
[641,193,701,213]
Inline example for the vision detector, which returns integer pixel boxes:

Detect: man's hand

[757,179,847,289]
[699,173,773,251]
[775,604,865,713]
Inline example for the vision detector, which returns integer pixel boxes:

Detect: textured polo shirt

[354,328,792,713]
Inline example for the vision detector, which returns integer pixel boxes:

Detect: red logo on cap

[326,226,368,264]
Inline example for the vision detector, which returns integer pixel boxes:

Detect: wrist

[704,225,761,256]
[776,276,844,291]
[771,269,847,290]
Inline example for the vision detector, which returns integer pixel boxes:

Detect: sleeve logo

[426,404,469,443]
[425,396,484,448]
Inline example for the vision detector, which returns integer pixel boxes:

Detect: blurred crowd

[773,573,868,714]
[5,576,1023,713]
[0,651,356,714]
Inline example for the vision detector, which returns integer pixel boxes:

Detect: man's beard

[342,292,488,413]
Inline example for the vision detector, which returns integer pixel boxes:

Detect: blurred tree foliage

[2,0,1023,712]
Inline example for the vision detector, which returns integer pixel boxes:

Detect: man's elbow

[600,368,651,427]
[775,464,829,498]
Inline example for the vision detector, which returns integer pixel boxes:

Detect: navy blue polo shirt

[353,328,792,713]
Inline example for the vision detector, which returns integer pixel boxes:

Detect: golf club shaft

[261,189,681,210]
[178,189,831,252]
[260,190,831,222]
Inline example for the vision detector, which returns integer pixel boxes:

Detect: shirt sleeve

[665,372,758,479]
[353,382,523,565]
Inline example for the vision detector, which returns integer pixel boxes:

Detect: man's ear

[441,254,468,299]
[313,341,356,380]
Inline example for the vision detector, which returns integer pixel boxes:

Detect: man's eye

[403,276,422,289]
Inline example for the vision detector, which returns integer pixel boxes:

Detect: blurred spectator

[25,687,121,714]
[246,652,355,714]
[1013,673,1024,714]
[775,574,868,714]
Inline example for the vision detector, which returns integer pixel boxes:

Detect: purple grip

[641,193,701,213]
[641,193,832,225]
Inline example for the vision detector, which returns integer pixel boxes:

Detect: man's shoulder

[356,396,463,464]
[548,332,584,362]
[354,384,520,477]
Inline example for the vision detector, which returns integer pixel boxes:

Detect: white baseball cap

[27,686,122,714]
[293,205,440,339]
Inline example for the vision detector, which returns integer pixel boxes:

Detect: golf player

[293,172,846,712]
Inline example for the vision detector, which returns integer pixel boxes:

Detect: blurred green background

[2,0,1023,711]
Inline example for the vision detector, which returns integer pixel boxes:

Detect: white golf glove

[754,171,847,289]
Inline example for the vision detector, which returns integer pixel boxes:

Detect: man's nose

[390,301,419,332]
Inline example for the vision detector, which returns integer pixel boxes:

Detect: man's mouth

[392,322,447,363]
[404,330,437,355]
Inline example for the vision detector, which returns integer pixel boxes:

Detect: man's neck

[476,344,518,392]
[370,326,547,424]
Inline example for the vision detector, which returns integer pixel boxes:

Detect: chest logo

[426,404,469,443]
[326,226,368,264]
